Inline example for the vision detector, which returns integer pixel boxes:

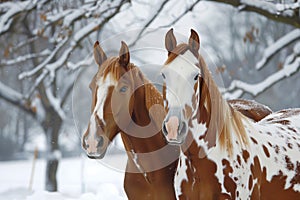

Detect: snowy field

[0,154,127,200]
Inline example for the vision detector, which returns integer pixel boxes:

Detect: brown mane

[197,54,249,155]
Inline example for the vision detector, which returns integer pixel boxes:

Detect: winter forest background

[0,0,299,199]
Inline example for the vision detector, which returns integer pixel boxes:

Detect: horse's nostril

[179,122,187,135]
[82,137,88,150]
[97,136,104,148]
[162,122,168,136]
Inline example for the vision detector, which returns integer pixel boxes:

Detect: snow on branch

[0,81,24,106]
[18,37,69,80]
[224,42,300,99]
[0,49,51,66]
[0,0,129,122]
[18,0,127,81]
[0,80,36,117]
[62,3,95,27]
[256,29,300,70]
[67,55,93,70]
[45,86,66,120]
[206,0,300,28]
[26,70,48,100]
[276,1,300,12]
[0,0,49,35]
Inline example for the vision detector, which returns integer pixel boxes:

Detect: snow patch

[175,152,188,197]
[48,150,62,161]
[0,157,126,200]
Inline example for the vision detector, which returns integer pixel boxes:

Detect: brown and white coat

[162,29,300,200]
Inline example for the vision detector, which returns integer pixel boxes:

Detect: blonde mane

[197,54,249,155]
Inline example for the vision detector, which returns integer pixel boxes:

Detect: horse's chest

[175,148,254,199]
[207,147,253,199]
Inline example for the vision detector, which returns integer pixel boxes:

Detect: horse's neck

[126,82,166,150]
[192,61,248,156]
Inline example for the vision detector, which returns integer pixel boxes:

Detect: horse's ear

[165,28,177,53]
[188,29,200,53]
[93,41,107,66]
[119,41,130,69]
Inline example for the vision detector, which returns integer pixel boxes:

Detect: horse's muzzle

[162,117,187,145]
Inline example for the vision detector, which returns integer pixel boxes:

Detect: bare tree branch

[0,81,35,117]
[154,0,201,29]
[256,29,300,70]
[0,0,50,35]
[0,49,51,66]
[130,0,169,47]
[206,0,300,28]
[0,0,130,120]
[224,42,300,98]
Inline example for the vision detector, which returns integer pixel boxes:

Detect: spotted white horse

[161,28,300,200]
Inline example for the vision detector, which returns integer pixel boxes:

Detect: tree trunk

[20,111,28,152]
[43,107,62,192]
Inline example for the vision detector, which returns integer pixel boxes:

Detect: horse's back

[228,99,272,122]
[259,108,300,128]
[242,108,300,198]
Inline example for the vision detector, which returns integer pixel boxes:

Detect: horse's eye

[120,86,128,93]
[161,73,166,79]
[194,74,199,81]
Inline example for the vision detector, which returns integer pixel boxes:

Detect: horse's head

[161,29,202,145]
[82,41,135,158]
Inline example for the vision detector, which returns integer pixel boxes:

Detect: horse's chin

[165,137,184,145]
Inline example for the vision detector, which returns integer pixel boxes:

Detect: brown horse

[161,28,300,199]
[81,41,180,200]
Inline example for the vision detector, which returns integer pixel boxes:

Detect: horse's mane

[197,54,249,155]
[133,67,165,132]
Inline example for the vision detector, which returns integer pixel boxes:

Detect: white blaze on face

[163,50,199,111]
[95,74,117,122]
[86,116,98,153]
[162,50,199,137]
[88,74,117,138]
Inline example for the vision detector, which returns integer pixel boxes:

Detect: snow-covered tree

[0,0,129,191]
[0,0,299,193]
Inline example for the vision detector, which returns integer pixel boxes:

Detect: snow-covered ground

[0,154,127,200]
